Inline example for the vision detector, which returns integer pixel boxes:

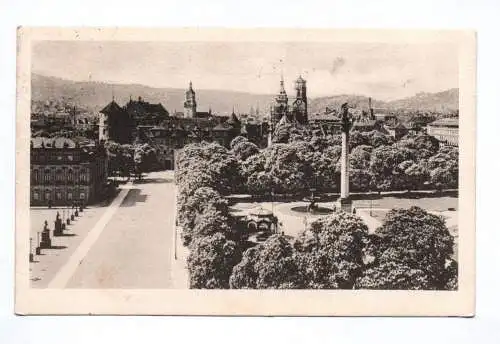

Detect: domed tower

[293,75,308,124]
[184,81,197,118]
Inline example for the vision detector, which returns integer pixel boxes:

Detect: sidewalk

[29,184,130,288]
[170,226,189,289]
[170,184,189,289]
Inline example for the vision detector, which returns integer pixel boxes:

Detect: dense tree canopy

[294,212,369,289]
[231,140,260,161]
[133,143,157,178]
[356,261,430,290]
[187,233,242,289]
[176,142,242,195]
[230,234,303,289]
[372,206,455,289]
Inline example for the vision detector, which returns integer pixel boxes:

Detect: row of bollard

[29,202,85,263]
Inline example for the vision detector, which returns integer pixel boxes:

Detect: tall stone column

[340,130,349,199]
[336,103,353,213]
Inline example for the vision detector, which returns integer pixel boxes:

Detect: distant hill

[309,89,459,114]
[32,73,459,116]
[385,89,459,112]
[31,74,275,116]
[309,95,387,114]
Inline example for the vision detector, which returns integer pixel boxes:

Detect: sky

[32,40,459,101]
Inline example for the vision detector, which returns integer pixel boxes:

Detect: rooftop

[429,118,459,127]
[31,137,95,149]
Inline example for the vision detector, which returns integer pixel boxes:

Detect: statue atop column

[340,102,352,133]
[336,102,354,213]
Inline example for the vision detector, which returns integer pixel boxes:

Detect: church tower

[271,75,289,129]
[184,81,197,118]
[293,75,308,124]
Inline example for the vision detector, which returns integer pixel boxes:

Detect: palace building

[427,118,459,146]
[30,137,108,206]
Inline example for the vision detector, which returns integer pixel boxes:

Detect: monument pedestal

[335,197,353,213]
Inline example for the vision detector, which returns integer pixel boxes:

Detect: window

[80,170,88,183]
[45,192,51,200]
[68,155,73,161]
[55,170,63,183]
[79,192,85,200]
[33,192,39,200]
[67,192,73,200]
[67,169,73,182]
[56,192,62,200]
[44,170,51,183]
[32,169,39,183]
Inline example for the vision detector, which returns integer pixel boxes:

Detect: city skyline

[32,41,459,101]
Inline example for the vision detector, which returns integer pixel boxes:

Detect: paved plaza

[232,194,459,238]
[30,171,182,289]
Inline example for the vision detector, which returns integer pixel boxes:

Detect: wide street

[35,171,178,289]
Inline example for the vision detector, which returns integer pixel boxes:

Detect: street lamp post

[29,238,34,262]
[36,231,41,255]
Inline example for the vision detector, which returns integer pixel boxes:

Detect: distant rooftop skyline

[32,41,458,101]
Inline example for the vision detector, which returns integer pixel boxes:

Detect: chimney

[369,97,374,119]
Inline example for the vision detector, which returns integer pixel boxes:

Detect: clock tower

[293,75,308,124]
[184,81,197,118]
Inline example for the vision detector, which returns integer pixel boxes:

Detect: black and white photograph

[15,28,475,315]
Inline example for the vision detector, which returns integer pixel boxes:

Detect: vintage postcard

[15,27,475,315]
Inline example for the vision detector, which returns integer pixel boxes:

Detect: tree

[231,140,260,161]
[294,212,369,289]
[230,234,303,289]
[349,130,369,150]
[176,142,242,195]
[105,141,134,178]
[350,169,373,192]
[426,146,459,190]
[374,206,456,289]
[187,233,242,289]
[246,171,274,196]
[369,146,413,191]
[229,246,261,289]
[366,130,395,148]
[403,161,428,191]
[177,186,230,244]
[230,135,248,149]
[350,145,372,170]
[133,143,157,179]
[348,145,373,191]
[356,261,430,290]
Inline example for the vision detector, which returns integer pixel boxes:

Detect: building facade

[30,137,108,206]
[427,118,459,146]
[99,100,134,144]
[99,97,169,144]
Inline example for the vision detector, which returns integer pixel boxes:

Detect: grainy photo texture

[16,28,475,315]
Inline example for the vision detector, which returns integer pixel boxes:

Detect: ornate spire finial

[279,74,286,95]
